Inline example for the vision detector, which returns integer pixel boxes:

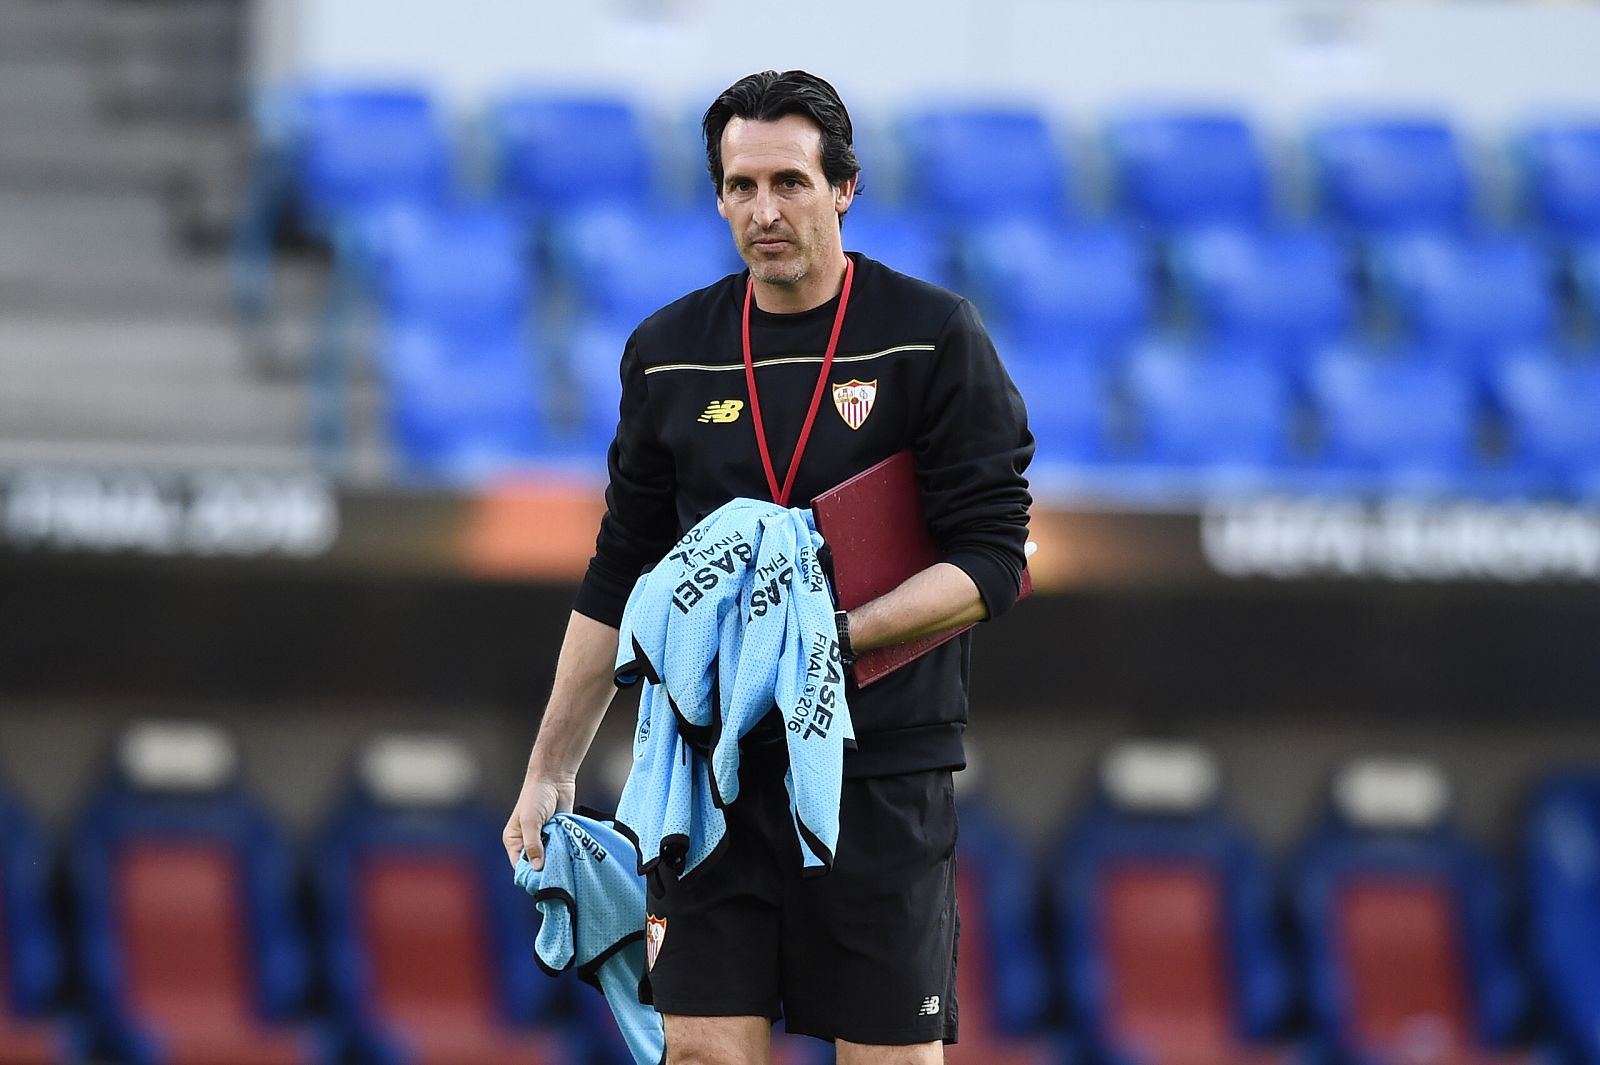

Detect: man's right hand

[503,611,623,871]
[503,773,575,871]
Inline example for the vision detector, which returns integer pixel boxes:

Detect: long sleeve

[573,333,681,627]
[914,299,1035,618]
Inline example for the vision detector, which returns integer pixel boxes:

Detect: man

[503,70,1033,1065]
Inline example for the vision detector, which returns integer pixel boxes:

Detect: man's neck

[751,251,850,315]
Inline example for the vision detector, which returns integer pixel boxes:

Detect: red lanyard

[741,256,855,507]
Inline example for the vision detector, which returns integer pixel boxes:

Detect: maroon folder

[811,448,1032,687]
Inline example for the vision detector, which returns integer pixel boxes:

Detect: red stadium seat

[1055,743,1297,1065]
[355,857,568,1065]
[1339,881,1468,1049]
[70,722,328,1065]
[1104,866,1230,1052]
[1293,759,1541,1065]
[117,844,314,1065]
[1334,881,1530,1065]
[1100,866,1285,1065]
[944,860,1061,1065]
[314,735,579,1065]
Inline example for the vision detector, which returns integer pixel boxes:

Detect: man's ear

[716,194,729,220]
[833,175,858,217]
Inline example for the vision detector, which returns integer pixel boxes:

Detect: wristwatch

[833,609,857,664]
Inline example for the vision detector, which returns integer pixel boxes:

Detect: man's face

[716,114,855,291]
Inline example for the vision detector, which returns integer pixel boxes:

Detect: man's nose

[752,186,780,228]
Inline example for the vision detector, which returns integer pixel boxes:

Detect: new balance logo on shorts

[918,995,940,1016]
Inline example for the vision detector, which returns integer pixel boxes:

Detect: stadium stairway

[0,0,387,479]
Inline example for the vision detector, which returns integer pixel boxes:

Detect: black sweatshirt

[573,253,1034,778]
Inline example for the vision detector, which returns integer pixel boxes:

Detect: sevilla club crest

[832,379,877,431]
[645,915,667,970]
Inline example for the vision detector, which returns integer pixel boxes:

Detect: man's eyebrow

[723,167,813,188]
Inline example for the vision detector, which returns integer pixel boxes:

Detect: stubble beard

[749,259,807,288]
[746,247,809,289]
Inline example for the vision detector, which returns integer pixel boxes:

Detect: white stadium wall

[250,0,1600,132]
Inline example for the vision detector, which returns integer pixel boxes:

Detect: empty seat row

[1022,338,1600,501]
[238,86,1600,244]
[236,86,1600,494]
[0,725,599,1065]
[235,87,1600,362]
[330,196,1600,496]
[1042,746,1556,1065]
[10,727,1600,1065]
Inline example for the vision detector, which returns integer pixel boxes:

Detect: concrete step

[0,0,100,61]
[91,0,246,122]
[0,260,235,319]
[0,316,385,448]
[0,436,394,487]
[95,0,245,58]
[0,394,390,485]
[0,380,306,446]
[0,190,231,316]
[0,59,100,127]
[0,189,171,248]
[0,125,244,193]
[0,2,244,61]
[0,437,318,472]
[0,318,256,382]
[0,371,384,443]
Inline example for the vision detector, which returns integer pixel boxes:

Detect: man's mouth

[751,237,789,252]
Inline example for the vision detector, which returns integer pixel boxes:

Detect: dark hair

[702,70,860,195]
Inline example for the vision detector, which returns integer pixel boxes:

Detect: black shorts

[643,741,960,1046]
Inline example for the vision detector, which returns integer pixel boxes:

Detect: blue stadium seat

[543,205,968,459]
[1052,743,1297,1065]
[1105,110,1271,228]
[842,205,958,290]
[963,220,1151,353]
[1125,339,1296,474]
[378,205,530,327]
[1171,226,1355,354]
[1000,342,1114,469]
[69,723,330,1065]
[546,207,735,458]
[380,329,550,482]
[371,205,549,483]
[1311,117,1473,233]
[1293,759,1537,1065]
[1373,232,1556,363]
[901,106,1071,224]
[1574,239,1600,329]
[0,789,83,1065]
[1520,120,1600,238]
[491,93,655,217]
[1307,344,1481,495]
[550,205,739,327]
[293,87,453,227]
[1525,773,1600,1065]
[559,322,629,454]
[946,797,1068,1065]
[1490,346,1600,498]
[232,84,454,330]
[313,736,580,1065]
